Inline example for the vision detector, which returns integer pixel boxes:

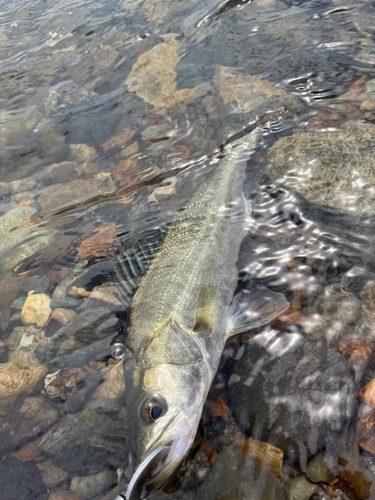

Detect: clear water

[0,0,375,498]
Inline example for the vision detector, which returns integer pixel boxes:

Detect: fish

[115,130,289,500]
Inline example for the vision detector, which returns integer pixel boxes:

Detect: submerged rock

[70,470,117,499]
[51,308,77,325]
[266,121,375,216]
[43,368,87,400]
[0,395,60,449]
[197,442,284,500]
[38,401,128,474]
[282,475,322,500]
[227,334,356,464]
[0,361,47,416]
[15,440,41,462]
[6,325,50,364]
[21,291,52,328]
[40,460,69,488]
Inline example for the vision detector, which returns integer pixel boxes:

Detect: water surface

[0,0,375,499]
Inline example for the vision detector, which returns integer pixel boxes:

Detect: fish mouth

[126,427,194,500]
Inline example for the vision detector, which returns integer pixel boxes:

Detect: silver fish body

[122,132,288,498]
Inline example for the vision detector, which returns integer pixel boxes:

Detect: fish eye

[139,396,167,423]
[150,404,162,420]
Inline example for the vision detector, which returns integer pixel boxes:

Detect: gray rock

[12,296,27,311]
[266,121,375,216]
[20,275,50,294]
[40,460,69,488]
[70,470,117,499]
[46,307,115,366]
[227,335,356,464]
[0,395,60,449]
[38,401,128,475]
[197,443,284,500]
[282,476,323,500]
[50,297,83,310]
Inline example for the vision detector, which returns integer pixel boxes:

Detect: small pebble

[15,440,40,462]
[51,308,77,325]
[68,286,90,298]
[70,470,117,499]
[21,291,52,328]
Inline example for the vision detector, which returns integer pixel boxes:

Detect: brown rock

[232,438,284,478]
[207,396,231,418]
[76,223,117,259]
[21,291,52,328]
[15,440,40,461]
[68,286,90,298]
[217,67,285,113]
[103,124,139,153]
[338,338,374,365]
[124,35,197,109]
[0,361,48,416]
[49,492,82,500]
[359,379,375,408]
[349,75,369,96]
[86,285,122,311]
[358,410,375,454]
[47,266,69,287]
[360,100,375,112]
[51,308,77,325]
[111,159,139,187]
[119,141,139,158]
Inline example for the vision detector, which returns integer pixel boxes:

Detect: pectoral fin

[228,286,289,336]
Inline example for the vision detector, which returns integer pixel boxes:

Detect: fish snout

[126,417,195,499]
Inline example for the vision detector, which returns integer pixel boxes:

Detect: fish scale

[128,137,256,359]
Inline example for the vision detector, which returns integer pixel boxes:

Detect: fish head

[124,340,208,498]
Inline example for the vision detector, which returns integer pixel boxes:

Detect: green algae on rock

[265,120,375,216]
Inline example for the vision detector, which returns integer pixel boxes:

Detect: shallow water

[0,0,375,498]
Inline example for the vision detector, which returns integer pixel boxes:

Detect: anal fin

[228,286,289,336]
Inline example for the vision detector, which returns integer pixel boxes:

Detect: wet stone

[266,121,375,216]
[12,296,28,310]
[50,297,83,310]
[20,275,50,294]
[70,470,117,499]
[282,475,323,500]
[51,308,77,325]
[43,367,87,400]
[0,361,48,416]
[77,285,123,313]
[46,306,114,364]
[0,395,60,449]
[197,442,284,500]
[38,401,128,474]
[40,460,69,488]
[15,440,41,462]
[21,291,52,328]
[226,335,356,461]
